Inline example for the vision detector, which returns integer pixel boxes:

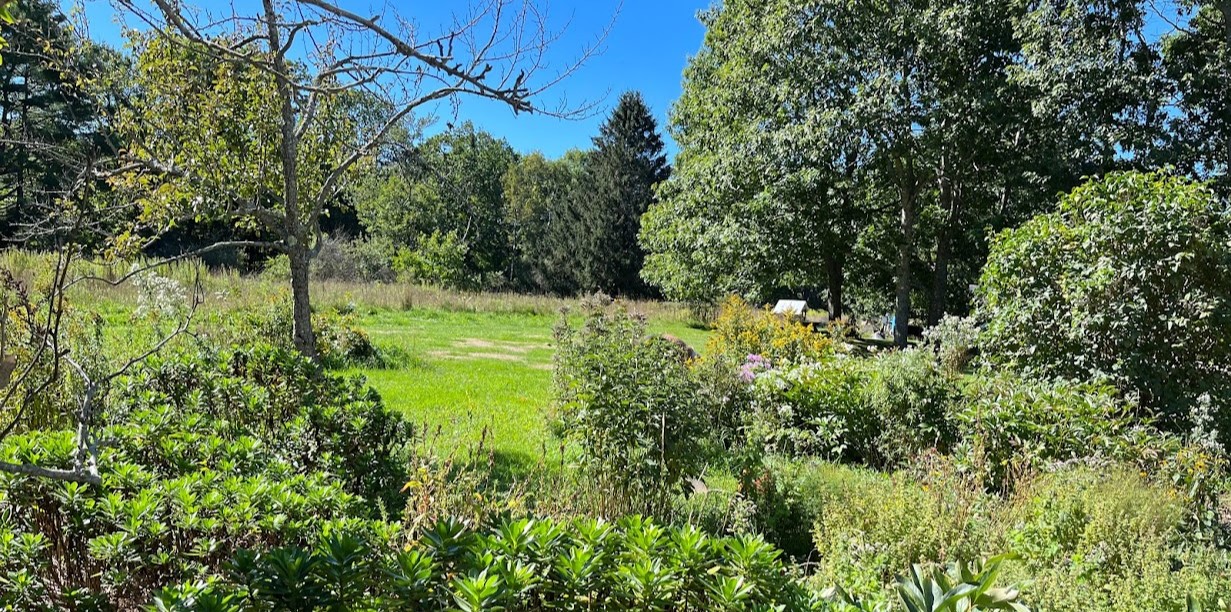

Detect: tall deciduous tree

[107,0,602,357]
[641,0,868,316]
[644,0,1167,345]
[502,150,586,293]
[1163,1,1231,193]
[575,91,668,296]
[353,122,518,280]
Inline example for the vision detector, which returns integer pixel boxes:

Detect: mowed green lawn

[349,308,710,464]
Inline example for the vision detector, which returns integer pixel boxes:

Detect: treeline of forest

[3,0,1231,321]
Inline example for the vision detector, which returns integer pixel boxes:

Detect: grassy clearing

[0,251,712,460]
[349,308,710,464]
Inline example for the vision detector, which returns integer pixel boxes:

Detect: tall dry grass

[0,249,697,322]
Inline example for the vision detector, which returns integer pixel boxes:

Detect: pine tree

[0,0,119,243]
[573,91,669,296]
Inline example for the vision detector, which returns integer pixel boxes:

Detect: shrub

[214,294,391,368]
[0,345,413,608]
[392,230,474,290]
[977,171,1231,434]
[151,515,825,611]
[111,344,413,513]
[691,352,758,449]
[957,374,1137,491]
[806,459,993,605]
[0,418,361,608]
[261,235,395,283]
[703,295,833,367]
[552,297,712,517]
[1001,467,1231,612]
[746,350,959,467]
[923,315,980,374]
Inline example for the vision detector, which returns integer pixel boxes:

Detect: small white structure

[772,299,808,322]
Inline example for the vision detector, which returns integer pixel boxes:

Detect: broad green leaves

[978,171,1231,433]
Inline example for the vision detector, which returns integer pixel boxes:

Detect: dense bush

[552,297,711,517]
[957,375,1138,490]
[977,172,1231,434]
[392,230,475,290]
[1002,467,1231,611]
[0,345,412,608]
[112,344,413,512]
[214,295,391,368]
[151,515,824,611]
[741,457,1229,612]
[262,235,396,283]
[805,459,992,604]
[703,295,833,367]
[746,350,959,467]
[0,416,359,608]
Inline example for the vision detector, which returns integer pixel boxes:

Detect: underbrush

[152,516,823,611]
[0,345,412,608]
[552,295,1231,610]
[735,457,1231,611]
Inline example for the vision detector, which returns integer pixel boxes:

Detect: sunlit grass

[348,308,710,461]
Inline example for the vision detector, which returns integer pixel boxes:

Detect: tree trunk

[894,170,917,348]
[826,252,844,321]
[929,228,951,327]
[928,174,959,327]
[263,0,315,359]
[288,245,317,358]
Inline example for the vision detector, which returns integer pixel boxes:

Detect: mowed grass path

[349,308,710,463]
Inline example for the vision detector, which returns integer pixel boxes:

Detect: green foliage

[0,0,120,242]
[218,295,391,368]
[1002,467,1231,612]
[110,33,349,251]
[502,150,587,294]
[890,555,1030,612]
[111,344,412,511]
[1161,2,1231,194]
[352,122,518,280]
[552,297,711,517]
[261,235,395,283]
[747,350,959,468]
[978,172,1231,432]
[0,344,412,608]
[702,295,834,367]
[957,375,1138,490]
[150,515,824,611]
[574,92,669,296]
[805,459,992,604]
[923,316,980,374]
[391,230,474,289]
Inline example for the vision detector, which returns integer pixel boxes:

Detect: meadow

[349,307,711,462]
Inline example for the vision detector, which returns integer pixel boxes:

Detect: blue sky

[77,0,712,159]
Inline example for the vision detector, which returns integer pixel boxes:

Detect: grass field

[348,308,711,466]
[0,251,712,464]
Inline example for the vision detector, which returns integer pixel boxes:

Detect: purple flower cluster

[739,354,772,382]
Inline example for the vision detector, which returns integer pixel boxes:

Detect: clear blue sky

[77,0,712,159]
